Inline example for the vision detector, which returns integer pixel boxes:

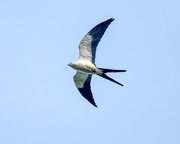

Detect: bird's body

[69,60,102,74]
[68,18,126,107]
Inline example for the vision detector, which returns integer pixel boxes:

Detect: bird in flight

[68,18,126,107]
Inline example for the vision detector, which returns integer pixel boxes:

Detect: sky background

[0,0,180,144]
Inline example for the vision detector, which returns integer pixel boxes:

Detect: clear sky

[0,0,180,144]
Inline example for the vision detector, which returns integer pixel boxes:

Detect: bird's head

[68,62,73,67]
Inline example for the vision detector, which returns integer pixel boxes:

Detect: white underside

[70,60,102,74]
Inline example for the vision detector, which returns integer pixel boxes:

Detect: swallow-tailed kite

[68,18,126,107]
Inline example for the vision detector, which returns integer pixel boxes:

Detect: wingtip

[93,104,98,108]
[108,18,115,22]
[111,18,115,21]
[91,101,98,108]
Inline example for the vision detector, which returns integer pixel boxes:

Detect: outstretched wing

[79,18,114,64]
[73,72,97,107]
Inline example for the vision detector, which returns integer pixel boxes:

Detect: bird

[68,18,126,107]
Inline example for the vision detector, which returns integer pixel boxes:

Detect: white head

[68,62,72,67]
[68,62,76,68]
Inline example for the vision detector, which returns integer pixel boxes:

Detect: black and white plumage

[68,18,126,107]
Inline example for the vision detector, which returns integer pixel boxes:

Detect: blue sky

[0,0,180,144]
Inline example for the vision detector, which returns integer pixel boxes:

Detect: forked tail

[97,68,126,86]
[98,68,126,73]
